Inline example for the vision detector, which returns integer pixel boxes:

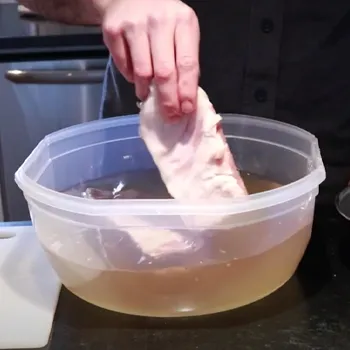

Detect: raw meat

[139,85,248,201]
[109,86,249,262]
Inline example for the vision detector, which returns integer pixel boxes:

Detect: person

[19,0,350,208]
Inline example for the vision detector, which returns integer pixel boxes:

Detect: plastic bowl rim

[14,114,326,216]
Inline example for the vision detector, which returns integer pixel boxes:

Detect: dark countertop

[0,2,107,61]
[49,205,350,350]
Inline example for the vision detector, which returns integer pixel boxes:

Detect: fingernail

[181,101,194,114]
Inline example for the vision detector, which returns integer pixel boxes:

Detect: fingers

[175,10,200,115]
[102,2,200,117]
[124,24,153,101]
[149,18,180,118]
[103,31,134,83]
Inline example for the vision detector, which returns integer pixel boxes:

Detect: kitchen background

[0,0,111,222]
[2,3,350,350]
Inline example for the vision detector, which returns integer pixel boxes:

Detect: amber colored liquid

[44,172,312,317]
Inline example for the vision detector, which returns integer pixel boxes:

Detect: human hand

[101,0,200,118]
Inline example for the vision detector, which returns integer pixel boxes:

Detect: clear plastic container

[15,114,326,317]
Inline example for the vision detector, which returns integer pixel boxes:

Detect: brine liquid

[43,170,312,317]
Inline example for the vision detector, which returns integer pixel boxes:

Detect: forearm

[18,0,111,25]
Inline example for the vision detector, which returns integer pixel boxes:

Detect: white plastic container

[15,114,326,317]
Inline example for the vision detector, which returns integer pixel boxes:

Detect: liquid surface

[42,170,312,317]
[65,169,282,199]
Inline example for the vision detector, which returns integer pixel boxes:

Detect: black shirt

[101,1,350,206]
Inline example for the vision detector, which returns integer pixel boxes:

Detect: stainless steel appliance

[0,58,107,221]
